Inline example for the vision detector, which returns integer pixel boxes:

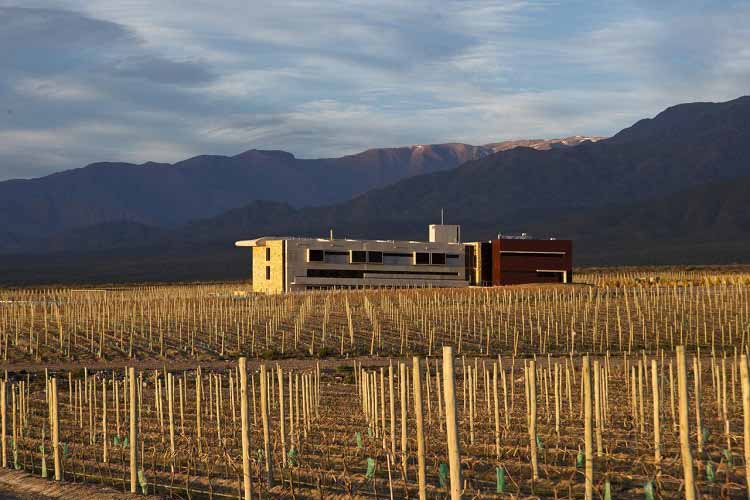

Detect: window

[351,250,367,263]
[265,247,271,261]
[383,252,412,265]
[265,266,271,280]
[414,252,429,265]
[324,251,348,264]
[431,253,446,265]
[308,249,324,262]
[368,251,383,263]
[307,268,460,278]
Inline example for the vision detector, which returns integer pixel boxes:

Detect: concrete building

[236,225,572,293]
[235,225,468,293]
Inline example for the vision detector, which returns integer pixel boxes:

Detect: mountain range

[1,97,748,284]
[0,136,604,252]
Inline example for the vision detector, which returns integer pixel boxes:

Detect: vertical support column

[676,346,696,500]
[412,357,426,500]
[442,346,462,500]
[129,366,137,493]
[239,358,253,500]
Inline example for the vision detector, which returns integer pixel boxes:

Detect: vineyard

[0,268,750,498]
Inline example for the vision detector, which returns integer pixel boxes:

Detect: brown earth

[0,469,157,499]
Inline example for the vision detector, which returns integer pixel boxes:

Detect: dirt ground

[0,469,157,499]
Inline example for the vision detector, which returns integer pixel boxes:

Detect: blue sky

[0,0,748,180]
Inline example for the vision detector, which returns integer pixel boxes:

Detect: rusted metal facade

[490,238,572,285]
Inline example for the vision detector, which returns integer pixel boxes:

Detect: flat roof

[235,236,463,247]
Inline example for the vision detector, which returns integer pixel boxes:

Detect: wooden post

[380,368,386,450]
[529,360,539,481]
[389,362,396,457]
[239,358,253,500]
[399,362,408,463]
[651,360,661,476]
[582,356,593,500]
[593,360,603,456]
[277,366,287,467]
[51,378,61,481]
[260,364,273,488]
[442,346,463,499]
[129,366,137,493]
[412,357,426,500]
[740,354,750,499]
[493,363,500,458]
[1,380,6,468]
[167,373,175,474]
[102,377,108,463]
[676,346,696,500]
[693,357,703,454]
[196,368,202,454]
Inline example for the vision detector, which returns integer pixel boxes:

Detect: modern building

[236,226,572,293]
[467,237,572,285]
[235,225,467,293]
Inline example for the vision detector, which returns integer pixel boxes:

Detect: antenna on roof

[329,229,333,241]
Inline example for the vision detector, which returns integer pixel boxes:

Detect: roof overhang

[234,237,287,247]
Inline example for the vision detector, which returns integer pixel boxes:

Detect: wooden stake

[651,359,661,476]
[51,378,61,481]
[442,346,463,500]
[277,366,286,467]
[676,346,696,500]
[260,364,273,488]
[582,356,593,500]
[412,357,426,500]
[529,359,539,480]
[129,366,137,493]
[389,362,396,457]
[1,380,6,469]
[239,357,253,500]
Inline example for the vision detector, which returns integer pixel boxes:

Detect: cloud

[13,77,103,101]
[0,0,748,180]
[111,55,215,85]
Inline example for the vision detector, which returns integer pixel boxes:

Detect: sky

[0,0,748,180]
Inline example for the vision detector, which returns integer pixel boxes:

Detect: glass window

[308,249,324,262]
[324,252,348,264]
[368,251,383,263]
[265,247,271,261]
[383,253,411,265]
[351,250,367,263]
[265,266,271,280]
[414,252,430,265]
[431,253,446,265]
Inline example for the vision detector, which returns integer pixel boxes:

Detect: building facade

[236,226,572,293]
[468,238,572,285]
[236,234,468,293]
